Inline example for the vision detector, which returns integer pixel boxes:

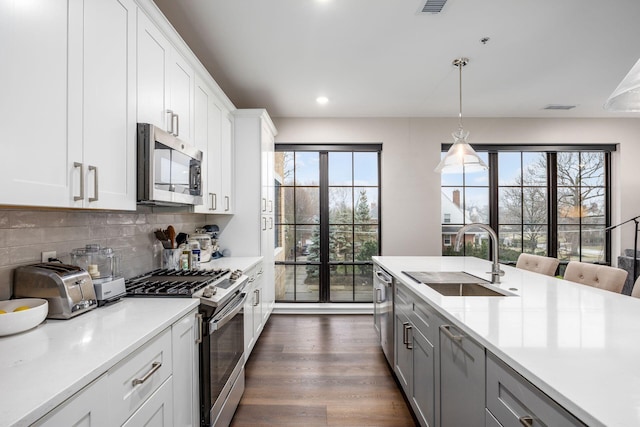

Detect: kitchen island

[374,256,640,427]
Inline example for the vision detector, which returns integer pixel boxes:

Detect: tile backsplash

[0,207,214,300]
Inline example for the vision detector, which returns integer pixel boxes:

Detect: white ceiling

[152,0,640,119]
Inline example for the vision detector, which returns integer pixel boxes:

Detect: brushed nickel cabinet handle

[88,165,98,202]
[195,313,203,344]
[132,362,162,386]
[225,195,230,211]
[268,200,273,213]
[402,322,409,345]
[173,113,179,136]
[440,324,464,342]
[73,162,84,201]
[262,217,267,231]
[262,198,267,212]
[376,288,383,303]
[519,416,534,426]
[166,109,174,134]
[268,217,273,229]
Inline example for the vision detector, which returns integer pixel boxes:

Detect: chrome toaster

[14,263,98,319]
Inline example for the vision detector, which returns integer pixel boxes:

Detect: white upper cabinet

[137,11,194,145]
[0,0,136,210]
[71,0,137,210]
[193,75,234,214]
[0,0,73,207]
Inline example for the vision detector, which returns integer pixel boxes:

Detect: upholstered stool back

[564,261,627,293]
[515,253,559,276]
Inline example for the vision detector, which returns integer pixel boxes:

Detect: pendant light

[434,58,488,174]
[604,57,640,112]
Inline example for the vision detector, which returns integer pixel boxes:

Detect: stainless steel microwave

[137,123,203,206]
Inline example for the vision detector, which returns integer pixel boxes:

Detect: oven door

[200,291,247,427]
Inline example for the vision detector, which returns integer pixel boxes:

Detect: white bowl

[0,298,48,336]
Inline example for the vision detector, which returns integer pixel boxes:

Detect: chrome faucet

[454,223,504,284]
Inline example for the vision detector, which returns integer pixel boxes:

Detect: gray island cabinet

[373,256,631,427]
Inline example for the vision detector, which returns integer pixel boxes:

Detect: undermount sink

[402,271,516,297]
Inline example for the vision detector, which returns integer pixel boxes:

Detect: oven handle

[209,292,247,332]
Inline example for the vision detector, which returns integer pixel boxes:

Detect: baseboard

[273,302,373,315]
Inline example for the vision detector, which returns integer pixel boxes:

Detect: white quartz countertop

[373,256,640,427]
[0,294,199,426]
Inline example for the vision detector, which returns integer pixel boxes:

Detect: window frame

[441,143,615,267]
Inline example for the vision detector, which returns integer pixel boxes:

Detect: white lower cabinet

[172,309,200,427]
[108,328,173,426]
[34,309,198,427]
[243,262,265,361]
[33,375,110,427]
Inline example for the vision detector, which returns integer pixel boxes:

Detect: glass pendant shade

[604,57,640,112]
[435,128,488,173]
[434,57,488,174]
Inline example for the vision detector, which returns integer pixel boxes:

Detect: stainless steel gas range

[126,268,248,427]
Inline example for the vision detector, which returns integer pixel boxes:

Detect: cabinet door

[81,0,136,210]
[34,375,109,427]
[439,323,485,427]
[220,110,234,213]
[194,78,211,213]
[412,328,435,427]
[172,310,199,427]
[209,100,224,212]
[168,51,194,144]
[137,11,170,131]
[0,0,71,207]
[243,272,257,360]
[394,308,412,393]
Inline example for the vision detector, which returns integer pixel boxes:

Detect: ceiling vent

[543,104,577,110]
[421,0,448,13]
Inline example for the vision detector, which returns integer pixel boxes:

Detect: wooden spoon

[166,225,176,249]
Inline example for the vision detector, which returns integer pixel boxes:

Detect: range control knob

[202,286,216,298]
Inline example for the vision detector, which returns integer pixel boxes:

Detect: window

[441,145,613,270]
[275,145,381,303]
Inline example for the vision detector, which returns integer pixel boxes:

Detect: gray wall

[0,207,215,300]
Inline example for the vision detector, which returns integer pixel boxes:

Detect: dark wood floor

[230,314,416,427]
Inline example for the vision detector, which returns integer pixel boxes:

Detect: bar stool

[631,276,640,298]
[515,253,559,276]
[563,261,628,293]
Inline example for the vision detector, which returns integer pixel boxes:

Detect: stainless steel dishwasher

[373,265,394,367]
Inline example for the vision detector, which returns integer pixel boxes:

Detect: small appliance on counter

[13,263,98,319]
[199,225,222,259]
[70,244,126,306]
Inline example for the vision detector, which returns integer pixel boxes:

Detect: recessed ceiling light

[316,96,329,105]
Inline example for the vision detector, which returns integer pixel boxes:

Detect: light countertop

[0,256,260,427]
[373,256,640,427]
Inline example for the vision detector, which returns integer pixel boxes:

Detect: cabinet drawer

[108,328,173,426]
[486,352,586,427]
[410,297,440,345]
[122,377,173,427]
